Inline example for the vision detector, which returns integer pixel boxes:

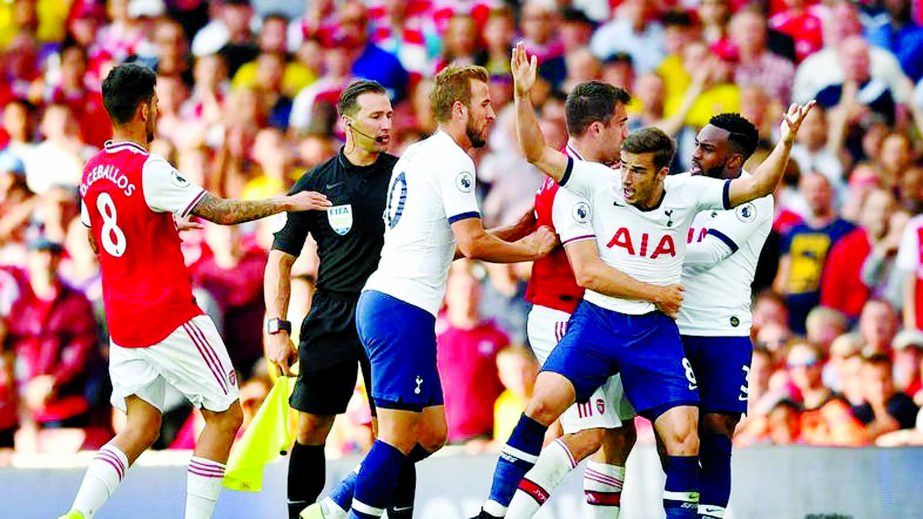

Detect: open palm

[780,100,817,144]
[511,41,538,97]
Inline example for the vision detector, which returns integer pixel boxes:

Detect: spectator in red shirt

[769,0,824,63]
[437,262,508,445]
[7,237,99,429]
[46,43,111,148]
[821,188,897,320]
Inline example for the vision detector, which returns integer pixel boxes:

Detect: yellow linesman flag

[223,376,294,492]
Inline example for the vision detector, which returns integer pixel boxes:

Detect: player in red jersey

[476,80,684,519]
[59,64,330,519]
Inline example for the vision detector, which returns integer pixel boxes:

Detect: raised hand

[287,191,332,212]
[654,283,684,319]
[780,100,816,144]
[510,41,538,98]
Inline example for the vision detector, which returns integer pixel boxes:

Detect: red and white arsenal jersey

[80,140,206,347]
[524,143,595,314]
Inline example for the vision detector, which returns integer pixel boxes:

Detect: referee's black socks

[287,442,326,519]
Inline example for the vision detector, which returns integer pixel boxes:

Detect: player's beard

[703,158,729,179]
[466,118,486,148]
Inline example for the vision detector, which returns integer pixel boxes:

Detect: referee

[264,80,407,519]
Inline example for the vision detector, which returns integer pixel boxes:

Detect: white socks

[584,460,625,518]
[185,456,226,519]
[71,443,130,518]
[507,439,577,517]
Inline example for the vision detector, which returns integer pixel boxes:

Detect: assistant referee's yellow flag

[223,376,294,492]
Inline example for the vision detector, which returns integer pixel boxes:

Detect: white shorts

[109,315,239,413]
[527,305,635,434]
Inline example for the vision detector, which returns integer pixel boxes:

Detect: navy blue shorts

[681,335,753,415]
[543,301,698,418]
[356,290,443,412]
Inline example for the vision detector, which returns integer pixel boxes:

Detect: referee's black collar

[336,147,388,174]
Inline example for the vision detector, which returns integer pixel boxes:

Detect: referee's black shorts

[289,290,374,416]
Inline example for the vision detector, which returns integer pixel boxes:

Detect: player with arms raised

[486,43,813,518]
[58,64,330,519]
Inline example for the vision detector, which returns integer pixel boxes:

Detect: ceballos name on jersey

[607,227,676,258]
[81,164,136,197]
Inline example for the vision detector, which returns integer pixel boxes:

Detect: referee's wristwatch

[266,318,292,335]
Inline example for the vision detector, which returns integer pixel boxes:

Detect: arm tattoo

[190,192,287,225]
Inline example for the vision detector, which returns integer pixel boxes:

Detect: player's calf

[185,403,243,519]
[653,405,701,519]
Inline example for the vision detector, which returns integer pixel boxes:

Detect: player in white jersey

[476,82,685,519]
[487,43,813,519]
[678,114,773,519]
[307,65,556,519]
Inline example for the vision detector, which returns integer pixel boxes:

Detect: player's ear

[452,100,466,120]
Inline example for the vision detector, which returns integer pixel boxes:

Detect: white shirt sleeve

[682,174,732,212]
[685,234,734,268]
[551,186,595,246]
[896,218,921,271]
[439,152,481,223]
[80,199,91,227]
[141,155,206,218]
[559,157,611,201]
[704,195,774,253]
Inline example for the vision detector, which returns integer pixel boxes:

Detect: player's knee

[295,412,335,445]
[222,403,244,432]
[417,425,447,453]
[126,416,161,449]
[701,412,739,438]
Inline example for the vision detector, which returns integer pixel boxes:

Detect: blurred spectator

[851,353,919,440]
[898,213,923,330]
[824,332,864,394]
[769,0,824,63]
[590,0,665,74]
[775,172,855,333]
[519,0,566,89]
[476,7,515,76]
[492,346,539,446]
[785,341,867,446]
[892,329,923,396]
[767,398,803,445]
[436,14,480,71]
[242,127,296,199]
[865,0,923,83]
[7,237,99,431]
[367,0,439,78]
[45,43,111,148]
[858,299,900,355]
[820,188,897,320]
[289,41,358,135]
[804,306,848,352]
[191,224,268,377]
[788,106,845,204]
[335,1,409,102]
[729,8,795,105]
[0,151,36,258]
[24,103,96,195]
[147,17,193,86]
[793,1,913,106]
[250,51,295,129]
[751,289,790,333]
[198,0,259,77]
[437,263,507,445]
[559,7,596,55]
[231,12,315,98]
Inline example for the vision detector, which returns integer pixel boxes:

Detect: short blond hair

[430,64,490,123]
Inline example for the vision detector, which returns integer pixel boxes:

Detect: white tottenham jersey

[677,171,774,336]
[364,131,481,316]
[560,157,731,315]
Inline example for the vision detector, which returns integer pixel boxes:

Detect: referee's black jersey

[272,149,398,294]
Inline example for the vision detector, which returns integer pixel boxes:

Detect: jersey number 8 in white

[97,192,126,257]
